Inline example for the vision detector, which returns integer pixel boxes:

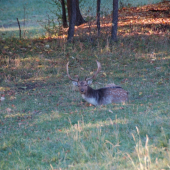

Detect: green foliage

[37,0,64,37]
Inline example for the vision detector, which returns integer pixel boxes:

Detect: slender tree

[111,0,118,41]
[97,0,101,36]
[67,0,76,41]
[61,0,68,28]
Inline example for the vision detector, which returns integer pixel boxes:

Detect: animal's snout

[80,89,84,93]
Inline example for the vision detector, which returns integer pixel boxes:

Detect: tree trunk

[67,0,86,26]
[61,0,68,28]
[75,0,86,26]
[67,0,71,23]
[111,0,118,41]
[97,0,101,36]
[67,0,76,41]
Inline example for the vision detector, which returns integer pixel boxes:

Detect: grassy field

[0,1,170,170]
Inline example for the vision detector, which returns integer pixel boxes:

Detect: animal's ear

[87,80,93,85]
[72,81,78,86]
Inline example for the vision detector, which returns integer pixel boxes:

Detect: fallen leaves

[6,108,12,113]
[74,1,170,37]
[139,92,143,95]
[102,72,107,77]
[3,46,9,49]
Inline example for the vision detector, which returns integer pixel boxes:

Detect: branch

[17,18,21,39]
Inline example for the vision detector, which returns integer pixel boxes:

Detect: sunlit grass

[0,26,43,32]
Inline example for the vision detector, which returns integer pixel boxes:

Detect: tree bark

[75,0,86,26]
[67,0,76,41]
[111,0,118,41]
[67,0,86,26]
[67,0,71,23]
[97,0,101,36]
[61,0,68,28]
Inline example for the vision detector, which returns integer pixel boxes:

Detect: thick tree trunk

[67,0,76,41]
[67,0,71,23]
[97,0,101,36]
[111,0,118,41]
[67,0,86,26]
[75,0,86,26]
[61,0,68,28]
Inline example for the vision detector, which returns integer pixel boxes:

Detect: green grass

[0,0,50,38]
[0,33,170,169]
